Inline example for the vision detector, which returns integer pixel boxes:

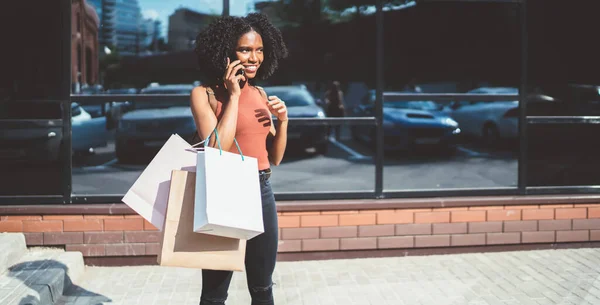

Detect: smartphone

[230,56,245,84]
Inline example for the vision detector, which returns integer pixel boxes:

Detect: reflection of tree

[147,38,169,52]
[256,0,322,28]
[99,45,121,85]
[100,45,121,70]
[327,0,375,18]
[326,0,415,19]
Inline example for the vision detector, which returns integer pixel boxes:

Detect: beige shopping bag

[158,169,246,271]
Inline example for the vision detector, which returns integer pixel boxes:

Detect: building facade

[141,18,162,52]
[2,0,600,265]
[71,0,100,92]
[88,0,143,55]
[168,8,215,52]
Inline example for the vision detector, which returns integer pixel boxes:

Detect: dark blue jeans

[200,175,279,305]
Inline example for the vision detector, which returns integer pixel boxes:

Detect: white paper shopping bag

[122,134,198,231]
[193,146,264,240]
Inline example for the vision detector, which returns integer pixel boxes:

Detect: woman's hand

[223,58,246,98]
[267,95,288,122]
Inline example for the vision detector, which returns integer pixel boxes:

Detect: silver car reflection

[115,84,195,163]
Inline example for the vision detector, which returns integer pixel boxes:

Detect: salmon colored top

[213,84,272,170]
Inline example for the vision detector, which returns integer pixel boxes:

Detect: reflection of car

[445,87,518,145]
[115,84,195,163]
[528,84,600,116]
[104,88,137,129]
[262,85,328,154]
[71,103,108,156]
[351,90,460,152]
[0,102,63,165]
[76,88,136,130]
[0,102,107,164]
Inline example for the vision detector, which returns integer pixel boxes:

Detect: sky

[139,0,258,40]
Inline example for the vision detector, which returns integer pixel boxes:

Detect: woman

[190,13,289,305]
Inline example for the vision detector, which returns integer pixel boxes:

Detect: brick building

[71,0,100,92]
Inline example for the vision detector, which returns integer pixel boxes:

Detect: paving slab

[57,248,600,305]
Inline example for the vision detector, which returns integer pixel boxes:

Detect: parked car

[115,84,195,163]
[351,90,461,152]
[71,102,108,156]
[0,102,63,165]
[104,88,137,129]
[75,88,135,130]
[262,85,329,155]
[445,87,518,146]
[0,102,107,165]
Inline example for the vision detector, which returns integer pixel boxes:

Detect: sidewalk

[57,248,600,305]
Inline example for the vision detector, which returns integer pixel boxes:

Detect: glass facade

[381,1,521,191]
[2,0,599,203]
[89,0,143,55]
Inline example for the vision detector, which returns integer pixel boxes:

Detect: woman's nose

[249,52,258,62]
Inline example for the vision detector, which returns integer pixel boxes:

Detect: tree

[147,38,169,52]
[327,0,375,18]
[326,0,415,18]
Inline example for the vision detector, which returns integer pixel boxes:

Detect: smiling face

[233,30,264,79]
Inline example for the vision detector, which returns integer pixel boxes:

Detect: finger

[225,60,241,79]
[235,74,246,83]
[268,95,279,101]
[278,109,286,113]
[224,58,231,77]
[229,64,244,80]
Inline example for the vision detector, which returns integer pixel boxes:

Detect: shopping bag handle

[192,129,244,161]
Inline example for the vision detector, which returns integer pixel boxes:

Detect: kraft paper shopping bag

[193,145,264,240]
[158,170,246,271]
[122,134,198,231]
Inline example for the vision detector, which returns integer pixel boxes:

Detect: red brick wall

[71,0,99,86]
[276,204,600,252]
[2,203,600,260]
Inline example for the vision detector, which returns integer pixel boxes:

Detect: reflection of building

[141,18,162,52]
[72,0,100,92]
[168,8,215,51]
[88,0,143,55]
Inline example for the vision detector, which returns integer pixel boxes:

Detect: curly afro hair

[194,13,288,86]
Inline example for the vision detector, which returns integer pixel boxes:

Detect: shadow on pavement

[8,260,112,305]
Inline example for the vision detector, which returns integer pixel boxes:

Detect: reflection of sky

[140,0,257,40]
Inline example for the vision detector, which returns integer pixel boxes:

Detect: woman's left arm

[266,95,288,166]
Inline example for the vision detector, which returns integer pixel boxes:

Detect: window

[382,0,521,191]
[0,1,69,197]
[526,0,600,188]
[71,0,376,196]
[1,1,68,101]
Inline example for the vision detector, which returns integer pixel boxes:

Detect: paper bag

[122,134,198,231]
[193,146,264,240]
[158,170,246,271]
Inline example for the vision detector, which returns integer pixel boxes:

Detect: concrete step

[0,233,27,276]
[0,248,86,305]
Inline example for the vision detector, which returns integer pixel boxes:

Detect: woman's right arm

[190,59,245,150]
